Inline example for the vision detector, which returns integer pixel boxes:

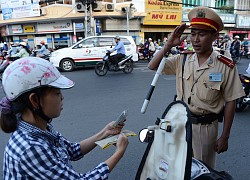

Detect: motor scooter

[137,44,155,62]
[136,101,234,180]
[95,50,134,76]
[30,50,51,61]
[236,74,250,112]
[0,56,19,81]
[138,44,145,61]
[230,49,241,63]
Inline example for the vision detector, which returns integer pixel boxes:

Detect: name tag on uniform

[209,73,222,82]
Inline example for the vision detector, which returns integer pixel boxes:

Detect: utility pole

[80,0,96,38]
[122,3,134,36]
[84,3,92,37]
[126,7,129,36]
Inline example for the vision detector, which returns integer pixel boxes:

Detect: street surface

[0,58,250,179]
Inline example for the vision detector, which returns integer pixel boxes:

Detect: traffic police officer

[148,6,245,168]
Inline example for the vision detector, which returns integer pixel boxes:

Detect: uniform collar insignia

[208,57,213,65]
[196,9,205,18]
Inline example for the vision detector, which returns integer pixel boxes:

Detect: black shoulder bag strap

[181,54,188,101]
[181,54,192,180]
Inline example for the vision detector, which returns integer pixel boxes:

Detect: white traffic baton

[141,57,167,114]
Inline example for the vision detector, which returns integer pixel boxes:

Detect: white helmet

[234,35,240,39]
[2,57,74,101]
[19,42,27,46]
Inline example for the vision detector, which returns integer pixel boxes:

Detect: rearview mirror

[139,128,154,143]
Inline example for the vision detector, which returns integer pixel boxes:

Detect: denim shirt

[112,41,125,55]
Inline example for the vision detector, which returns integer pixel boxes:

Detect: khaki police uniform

[162,50,245,168]
[159,5,246,169]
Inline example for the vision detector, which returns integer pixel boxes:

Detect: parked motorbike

[236,74,250,112]
[95,50,134,76]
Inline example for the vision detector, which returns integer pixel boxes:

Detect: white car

[50,35,138,71]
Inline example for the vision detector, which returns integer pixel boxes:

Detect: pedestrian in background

[148,6,245,169]
[109,36,126,68]
[143,39,149,59]
[230,35,241,59]
[2,42,8,51]
[0,57,128,179]
[7,42,18,57]
[11,42,29,58]
[37,41,49,57]
[148,38,155,54]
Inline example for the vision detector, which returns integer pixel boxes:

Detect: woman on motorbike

[11,42,29,58]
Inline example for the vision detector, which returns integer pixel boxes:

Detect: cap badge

[196,9,205,18]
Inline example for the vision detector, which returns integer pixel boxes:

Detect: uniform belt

[190,113,219,125]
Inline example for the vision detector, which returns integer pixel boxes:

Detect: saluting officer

[148,6,245,168]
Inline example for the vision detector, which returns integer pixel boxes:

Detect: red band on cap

[191,18,219,31]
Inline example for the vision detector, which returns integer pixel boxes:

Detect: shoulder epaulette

[180,50,195,54]
[217,55,235,69]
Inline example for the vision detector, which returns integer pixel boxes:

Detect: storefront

[36,21,73,49]
[4,20,80,49]
[229,14,250,40]
[141,0,182,44]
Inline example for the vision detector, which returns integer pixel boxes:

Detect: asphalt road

[0,58,250,179]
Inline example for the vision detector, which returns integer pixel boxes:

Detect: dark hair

[0,87,49,133]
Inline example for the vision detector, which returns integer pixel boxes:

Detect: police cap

[188,6,224,32]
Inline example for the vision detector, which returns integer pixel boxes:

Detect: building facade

[0,0,249,49]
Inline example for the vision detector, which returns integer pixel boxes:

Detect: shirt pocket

[196,82,221,103]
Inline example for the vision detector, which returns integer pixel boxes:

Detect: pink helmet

[2,57,74,101]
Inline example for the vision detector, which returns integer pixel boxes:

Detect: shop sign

[230,30,250,34]
[143,0,182,25]
[23,25,35,33]
[1,0,40,20]
[220,14,235,24]
[47,38,52,43]
[75,23,84,30]
[12,25,23,34]
[37,21,73,33]
[237,15,250,28]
